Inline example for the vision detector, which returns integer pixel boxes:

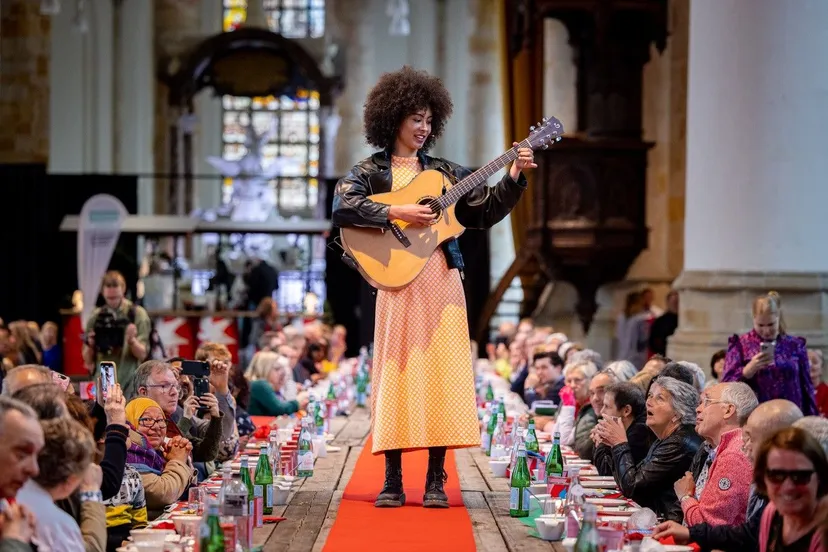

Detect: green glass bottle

[199,500,226,552]
[254,444,274,515]
[574,503,601,552]
[485,406,498,456]
[509,446,531,518]
[497,398,507,421]
[326,382,337,402]
[525,420,540,454]
[485,381,494,403]
[297,419,315,477]
[544,431,565,485]
[239,455,255,517]
[314,396,325,435]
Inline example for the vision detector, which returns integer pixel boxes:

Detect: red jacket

[681,428,753,526]
[816,382,828,417]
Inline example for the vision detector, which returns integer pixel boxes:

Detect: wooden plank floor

[257,409,562,551]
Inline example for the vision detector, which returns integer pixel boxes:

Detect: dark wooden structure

[479,0,669,340]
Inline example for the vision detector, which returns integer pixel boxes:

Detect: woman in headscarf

[124,398,194,519]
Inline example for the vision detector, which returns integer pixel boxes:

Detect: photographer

[83,272,150,399]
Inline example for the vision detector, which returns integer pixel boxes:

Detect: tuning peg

[542,117,548,123]
[556,136,562,142]
[543,144,548,149]
[530,125,535,131]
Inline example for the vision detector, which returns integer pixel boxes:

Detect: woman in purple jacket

[722,291,817,415]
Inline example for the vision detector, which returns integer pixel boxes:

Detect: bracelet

[79,490,103,503]
[679,494,693,503]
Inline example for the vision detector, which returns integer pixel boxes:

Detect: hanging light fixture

[387,0,410,37]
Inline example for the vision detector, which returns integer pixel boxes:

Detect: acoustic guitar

[340,116,564,291]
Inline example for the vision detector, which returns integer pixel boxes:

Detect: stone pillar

[0,1,50,163]
[668,0,828,372]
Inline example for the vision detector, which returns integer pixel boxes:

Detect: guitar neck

[436,141,527,209]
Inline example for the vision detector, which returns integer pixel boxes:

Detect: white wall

[684,0,828,273]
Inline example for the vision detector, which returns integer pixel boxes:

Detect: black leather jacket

[593,415,653,477]
[610,424,703,522]
[331,149,527,275]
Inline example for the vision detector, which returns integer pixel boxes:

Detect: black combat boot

[423,447,449,508]
[374,449,405,507]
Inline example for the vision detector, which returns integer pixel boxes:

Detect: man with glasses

[673,382,758,526]
[655,398,804,551]
[135,361,223,466]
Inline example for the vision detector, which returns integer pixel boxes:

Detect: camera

[93,311,129,353]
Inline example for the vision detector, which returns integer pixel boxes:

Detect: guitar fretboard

[435,138,530,209]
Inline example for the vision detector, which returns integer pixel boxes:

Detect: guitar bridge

[389,222,411,248]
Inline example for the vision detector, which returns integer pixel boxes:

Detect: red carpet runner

[323,436,477,551]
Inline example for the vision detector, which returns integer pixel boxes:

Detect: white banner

[77,194,128,327]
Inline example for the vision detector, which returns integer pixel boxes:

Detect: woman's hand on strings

[389,204,436,227]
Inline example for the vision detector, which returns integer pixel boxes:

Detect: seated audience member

[605,360,637,383]
[17,418,100,552]
[654,399,805,551]
[328,325,348,366]
[294,342,326,384]
[675,382,757,526]
[793,417,828,455]
[103,464,147,552]
[124,398,194,519]
[229,366,255,449]
[706,349,727,388]
[755,427,828,552]
[193,342,239,465]
[610,376,703,522]
[629,354,671,392]
[40,322,61,373]
[136,361,222,464]
[2,364,52,396]
[676,361,706,391]
[246,352,307,416]
[808,349,828,417]
[546,361,598,449]
[0,396,43,507]
[593,382,652,476]
[576,370,616,460]
[523,349,565,409]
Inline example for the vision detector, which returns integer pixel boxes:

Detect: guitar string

[426,138,530,212]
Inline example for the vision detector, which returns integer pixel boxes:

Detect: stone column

[668,0,828,371]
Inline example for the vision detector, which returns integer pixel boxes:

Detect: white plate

[580,476,616,481]
[599,506,639,515]
[662,546,693,552]
[585,498,627,506]
[581,480,617,489]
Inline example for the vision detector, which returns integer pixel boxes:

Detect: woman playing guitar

[332,66,536,509]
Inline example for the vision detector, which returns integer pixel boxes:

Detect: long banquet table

[185,408,572,551]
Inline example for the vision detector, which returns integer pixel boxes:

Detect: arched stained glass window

[220,0,325,218]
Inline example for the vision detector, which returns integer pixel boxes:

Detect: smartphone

[51,371,71,392]
[193,378,211,418]
[180,360,210,378]
[99,361,117,402]
[760,341,776,356]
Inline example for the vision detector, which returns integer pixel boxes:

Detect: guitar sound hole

[414,196,441,225]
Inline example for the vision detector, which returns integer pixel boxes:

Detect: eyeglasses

[766,469,815,486]
[145,383,180,395]
[700,397,730,408]
[138,417,168,429]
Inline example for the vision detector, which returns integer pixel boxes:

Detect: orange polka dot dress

[370,154,481,455]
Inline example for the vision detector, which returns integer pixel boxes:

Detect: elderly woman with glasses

[755,427,828,552]
[605,376,703,522]
[136,360,223,465]
[124,397,195,519]
[545,361,599,452]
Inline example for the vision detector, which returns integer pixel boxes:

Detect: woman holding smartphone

[722,291,817,415]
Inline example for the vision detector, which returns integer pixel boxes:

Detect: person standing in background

[649,291,679,357]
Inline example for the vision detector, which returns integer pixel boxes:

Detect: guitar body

[340,169,466,291]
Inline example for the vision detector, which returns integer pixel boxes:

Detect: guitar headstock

[524,116,564,150]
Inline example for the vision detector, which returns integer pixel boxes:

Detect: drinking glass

[188,487,205,515]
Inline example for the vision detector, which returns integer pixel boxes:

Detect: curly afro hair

[363,66,453,152]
